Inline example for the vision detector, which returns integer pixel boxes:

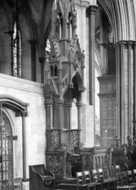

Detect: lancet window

[0,105,13,190]
[11,21,21,77]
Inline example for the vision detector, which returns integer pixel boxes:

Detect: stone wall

[0,73,46,188]
[98,75,116,147]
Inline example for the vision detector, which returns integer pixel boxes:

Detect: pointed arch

[127,0,136,40]
[0,109,14,189]
[98,0,136,41]
[0,95,28,116]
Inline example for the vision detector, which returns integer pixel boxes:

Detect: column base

[22,180,29,190]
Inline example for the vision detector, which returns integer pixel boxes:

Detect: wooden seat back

[83,170,91,183]
[76,172,84,184]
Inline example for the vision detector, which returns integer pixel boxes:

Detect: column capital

[116,40,136,47]
[22,111,28,117]
[80,1,90,8]
[117,40,128,46]
[86,5,98,17]
[126,40,135,46]
[133,41,136,46]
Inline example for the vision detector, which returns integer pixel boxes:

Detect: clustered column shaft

[116,41,135,144]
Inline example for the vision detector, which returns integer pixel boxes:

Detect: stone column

[76,100,82,131]
[64,102,72,150]
[127,42,134,139]
[58,61,63,96]
[115,43,121,145]
[133,42,136,139]
[22,113,27,180]
[64,102,72,130]
[16,29,21,77]
[29,40,37,81]
[87,5,97,105]
[45,98,53,130]
[120,41,128,144]
[116,41,134,144]
[39,57,45,83]
[76,100,83,147]
[57,99,64,130]
[53,98,64,147]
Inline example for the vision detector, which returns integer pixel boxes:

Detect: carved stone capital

[126,40,134,46]
[133,41,136,46]
[21,111,28,117]
[80,1,90,8]
[86,5,97,17]
[116,40,135,49]
[117,40,128,46]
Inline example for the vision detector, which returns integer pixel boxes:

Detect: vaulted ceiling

[98,0,136,41]
[0,0,54,57]
[0,0,53,42]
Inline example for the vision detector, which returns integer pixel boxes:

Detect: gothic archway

[0,109,13,190]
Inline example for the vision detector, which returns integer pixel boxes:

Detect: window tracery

[0,106,13,190]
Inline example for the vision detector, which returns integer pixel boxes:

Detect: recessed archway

[0,95,28,185]
[0,110,13,190]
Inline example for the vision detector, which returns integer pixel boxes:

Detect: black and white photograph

[0,0,136,189]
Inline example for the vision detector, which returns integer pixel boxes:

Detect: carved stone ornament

[45,1,86,179]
